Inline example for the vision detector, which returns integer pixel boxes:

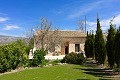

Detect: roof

[58,30,86,37]
[34,30,87,38]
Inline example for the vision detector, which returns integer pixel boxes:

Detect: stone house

[33,30,86,57]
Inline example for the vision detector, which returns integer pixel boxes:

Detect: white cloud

[3,25,20,30]
[67,1,104,19]
[87,14,120,31]
[68,7,93,19]
[0,17,9,22]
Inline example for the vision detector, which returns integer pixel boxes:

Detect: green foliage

[95,17,106,64]
[62,52,85,64]
[0,39,28,73]
[26,38,34,55]
[114,27,120,68]
[84,32,95,58]
[29,38,34,49]
[31,49,46,66]
[51,59,61,66]
[106,24,116,68]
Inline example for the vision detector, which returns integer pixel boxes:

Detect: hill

[0,35,24,45]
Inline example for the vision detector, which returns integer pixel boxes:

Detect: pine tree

[114,27,120,68]
[106,23,115,68]
[95,17,106,64]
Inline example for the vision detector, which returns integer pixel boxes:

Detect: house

[31,30,86,60]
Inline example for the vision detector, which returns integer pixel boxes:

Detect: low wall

[45,55,65,60]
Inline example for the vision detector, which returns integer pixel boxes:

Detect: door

[65,46,68,54]
[75,44,80,52]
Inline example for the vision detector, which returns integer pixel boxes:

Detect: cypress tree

[106,23,115,68]
[84,31,95,58]
[114,27,120,68]
[95,17,106,64]
[84,31,90,58]
[91,32,95,58]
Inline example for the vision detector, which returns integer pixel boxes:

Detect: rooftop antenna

[97,13,99,19]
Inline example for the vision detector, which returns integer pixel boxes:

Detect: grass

[0,64,98,80]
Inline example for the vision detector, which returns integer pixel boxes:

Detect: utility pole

[85,16,86,33]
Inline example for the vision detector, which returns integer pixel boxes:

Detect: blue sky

[0,0,120,37]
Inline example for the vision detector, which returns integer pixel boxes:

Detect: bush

[61,52,85,65]
[0,39,28,73]
[31,49,46,67]
[51,59,61,66]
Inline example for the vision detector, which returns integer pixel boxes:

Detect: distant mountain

[0,35,25,45]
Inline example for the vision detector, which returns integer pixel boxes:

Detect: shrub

[51,59,61,66]
[31,49,46,67]
[61,52,85,65]
[77,53,85,64]
[0,39,28,73]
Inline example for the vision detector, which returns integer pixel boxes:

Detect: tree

[0,39,28,73]
[84,31,89,57]
[106,22,116,68]
[77,20,85,32]
[25,28,35,55]
[26,38,34,54]
[84,31,95,58]
[95,17,106,64]
[34,18,61,53]
[90,32,95,58]
[114,27,120,68]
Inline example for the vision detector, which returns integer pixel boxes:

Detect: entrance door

[65,46,68,54]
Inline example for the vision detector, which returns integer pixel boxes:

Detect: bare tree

[34,17,61,53]
[24,28,35,48]
[77,20,85,32]
[77,16,87,33]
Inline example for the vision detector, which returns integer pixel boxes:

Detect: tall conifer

[95,16,106,64]
[84,31,95,58]
[114,27,120,68]
[106,23,115,68]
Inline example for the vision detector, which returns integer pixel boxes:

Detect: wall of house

[80,43,85,51]
[69,44,75,53]
[55,45,61,52]
[34,33,86,55]
[69,43,85,53]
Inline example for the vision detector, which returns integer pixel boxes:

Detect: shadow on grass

[74,68,115,80]
[83,68,111,77]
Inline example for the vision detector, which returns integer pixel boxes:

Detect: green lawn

[0,64,98,80]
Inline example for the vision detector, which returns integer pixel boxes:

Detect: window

[75,44,80,52]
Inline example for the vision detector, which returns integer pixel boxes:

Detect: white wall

[80,43,85,51]
[45,55,65,60]
[55,45,61,52]
[69,44,75,53]
[69,43,84,53]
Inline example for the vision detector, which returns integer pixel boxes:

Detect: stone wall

[69,44,75,53]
